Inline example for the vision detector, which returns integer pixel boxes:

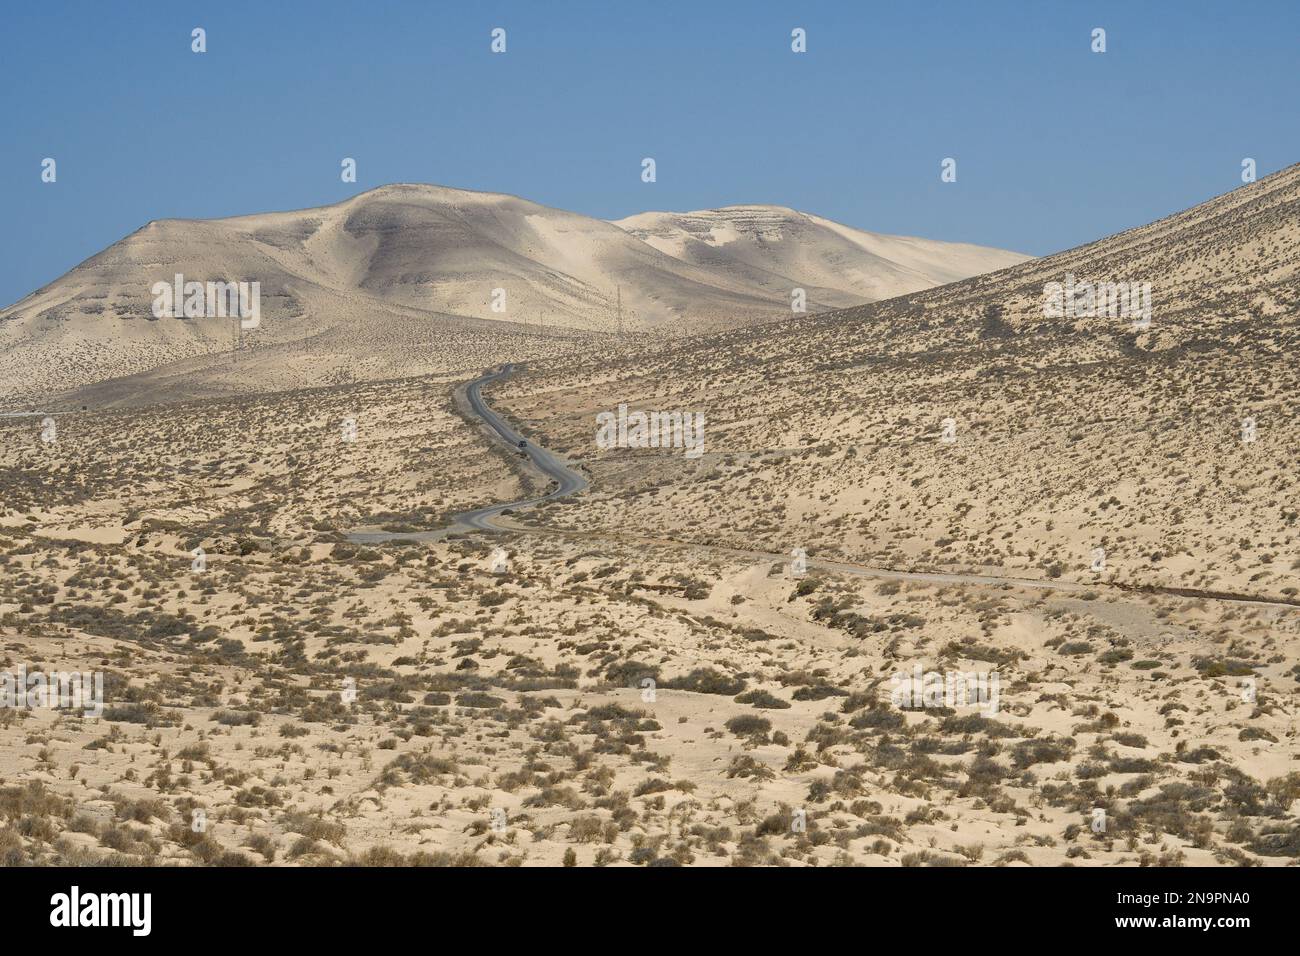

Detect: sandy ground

[0,166,1296,867]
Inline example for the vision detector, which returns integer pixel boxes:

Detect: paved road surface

[348,364,587,543]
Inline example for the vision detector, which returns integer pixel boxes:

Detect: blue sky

[2,0,1296,308]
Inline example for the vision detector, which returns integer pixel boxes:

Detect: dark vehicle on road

[517,439,528,449]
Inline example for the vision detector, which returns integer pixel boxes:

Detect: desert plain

[0,166,1297,867]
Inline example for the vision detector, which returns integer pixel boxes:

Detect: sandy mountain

[0,185,1026,403]
[612,205,1030,309]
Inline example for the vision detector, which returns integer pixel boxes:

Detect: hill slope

[496,163,1300,599]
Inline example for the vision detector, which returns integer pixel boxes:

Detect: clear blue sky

[2,0,1296,308]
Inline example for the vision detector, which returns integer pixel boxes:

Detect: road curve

[348,364,587,543]
[457,364,588,529]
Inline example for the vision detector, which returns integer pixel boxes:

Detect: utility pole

[616,286,623,338]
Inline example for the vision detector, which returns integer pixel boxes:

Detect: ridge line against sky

[1,0,1296,309]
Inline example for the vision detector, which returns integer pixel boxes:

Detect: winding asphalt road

[455,364,588,529]
[348,364,587,543]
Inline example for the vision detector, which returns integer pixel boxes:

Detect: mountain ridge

[0,183,1030,402]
